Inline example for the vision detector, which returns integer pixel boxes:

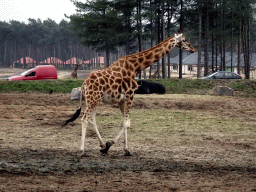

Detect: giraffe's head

[174,32,195,53]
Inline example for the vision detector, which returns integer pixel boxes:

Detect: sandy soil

[0,92,255,191]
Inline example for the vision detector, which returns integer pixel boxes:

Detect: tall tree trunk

[179,0,183,79]
[220,43,223,71]
[237,22,241,75]
[197,13,202,78]
[231,10,234,72]
[167,1,170,78]
[243,19,250,79]
[167,0,173,78]
[161,3,166,79]
[157,6,161,79]
[137,0,142,79]
[204,10,209,76]
[215,40,218,71]
[211,33,214,73]
[149,0,152,79]
[215,0,218,72]
[0,44,4,67]
[223,43,226,71]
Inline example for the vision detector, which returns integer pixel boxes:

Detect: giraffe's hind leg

[80,120,88,156]
[90,111,104,148]
[80,109,105,156]
[123,119,131,156]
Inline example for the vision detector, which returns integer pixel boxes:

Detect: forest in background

[0,0,256,78]
[0,19,94,69]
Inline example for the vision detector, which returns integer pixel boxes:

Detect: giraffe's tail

[62,107,81,127]
[62,85,86,127]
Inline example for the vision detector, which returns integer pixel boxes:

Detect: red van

[8,65,58,81]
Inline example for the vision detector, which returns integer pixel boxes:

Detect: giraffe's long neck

[127,35,176,73]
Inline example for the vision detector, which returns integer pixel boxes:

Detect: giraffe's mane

[126,35,175,58]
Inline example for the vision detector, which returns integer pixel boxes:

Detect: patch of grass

[96,108,256,146]
[0,78,255,97]
[228,80,256,97]
[0,79,84,93]
[150,79,216,94]
[150,79,256,97]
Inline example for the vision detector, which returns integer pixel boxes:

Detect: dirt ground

[0,92,255,191]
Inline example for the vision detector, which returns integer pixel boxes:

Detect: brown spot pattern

[138,57,144,63]
[99,78,105,85]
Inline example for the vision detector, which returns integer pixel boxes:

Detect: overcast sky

[0,0,77,24]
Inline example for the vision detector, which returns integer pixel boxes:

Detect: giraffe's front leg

[123,117,131,156]
[100,112,132,156]
[122,96,133,156]
[100,140,114,154]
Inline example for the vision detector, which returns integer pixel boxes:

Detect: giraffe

[67,31,195,156]
[71,64,80,79]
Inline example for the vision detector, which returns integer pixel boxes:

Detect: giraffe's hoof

[124,150,132,156]
[100,141,114,154]
[81,153,89,157]
[100,148,108,154]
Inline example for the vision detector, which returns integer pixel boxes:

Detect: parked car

[7,65,58,81]
[198,71,242,80]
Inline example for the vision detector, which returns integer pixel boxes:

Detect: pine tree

[68,0,124,67]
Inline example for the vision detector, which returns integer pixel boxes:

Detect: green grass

[96,108,256,146]
[0,78,255,97]
[150,79,256,97]
[0,79,84,93]
[229,80,256,95]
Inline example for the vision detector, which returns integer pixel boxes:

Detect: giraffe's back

[83,61,138,105]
